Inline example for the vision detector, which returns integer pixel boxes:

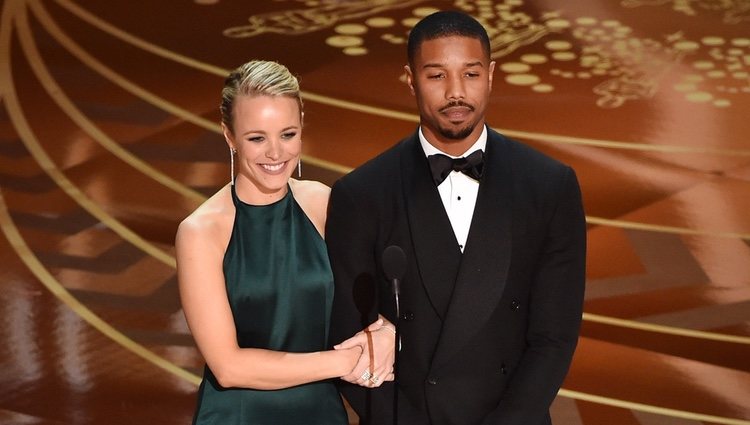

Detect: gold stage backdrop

[0,1,748,424]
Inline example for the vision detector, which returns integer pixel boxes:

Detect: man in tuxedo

[326,10,586,425]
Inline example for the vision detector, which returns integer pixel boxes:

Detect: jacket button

[427,377,438,385]
[510,300,520,311]
[500,363,508,375]
[400,312,415,321]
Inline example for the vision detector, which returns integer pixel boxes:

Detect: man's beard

[437,101,477,140]
[438,123,476,140]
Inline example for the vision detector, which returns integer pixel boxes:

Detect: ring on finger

[370,375,380,384]
[360,370,372,381]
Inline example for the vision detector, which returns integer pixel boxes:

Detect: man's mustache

[439,101,475,113]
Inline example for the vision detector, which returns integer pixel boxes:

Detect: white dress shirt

[419,126,487,252]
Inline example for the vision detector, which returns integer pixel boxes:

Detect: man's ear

[488,60,496,91]
[404,65,416,95]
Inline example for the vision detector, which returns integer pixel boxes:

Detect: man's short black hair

[407,11,491,65]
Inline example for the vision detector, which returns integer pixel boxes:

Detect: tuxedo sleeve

[326,178,393,422]
[481,166,587,425]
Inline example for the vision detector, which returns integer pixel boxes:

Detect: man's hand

[335,315,396,387]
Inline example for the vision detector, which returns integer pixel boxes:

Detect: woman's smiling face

[224,94,302,204]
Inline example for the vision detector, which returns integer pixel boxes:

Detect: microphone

[382,245,406,425]
[383,245,407,300]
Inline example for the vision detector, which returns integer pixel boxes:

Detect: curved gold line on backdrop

[583,313,750,344]
[585,216,750,241]
[557,389,750,425]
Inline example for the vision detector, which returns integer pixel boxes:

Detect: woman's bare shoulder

[288,179,330,236]
[289,179,331,203]
[177,185,234,243]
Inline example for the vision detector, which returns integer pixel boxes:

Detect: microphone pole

[382,245,406,425]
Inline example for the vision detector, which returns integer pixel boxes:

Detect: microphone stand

[382,245,405,425]
[392,277,401,425]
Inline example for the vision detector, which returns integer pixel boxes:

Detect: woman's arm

[176,215,360,390]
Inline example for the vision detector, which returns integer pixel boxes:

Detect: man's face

[405,36,495,154]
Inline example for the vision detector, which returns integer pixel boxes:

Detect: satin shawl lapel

[432,130,513,368]
[400,134,463,319]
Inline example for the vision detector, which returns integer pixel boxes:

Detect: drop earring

[297,158,302,178]
[230,148,236,185]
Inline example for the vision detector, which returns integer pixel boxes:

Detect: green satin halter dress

[191,185,348,425]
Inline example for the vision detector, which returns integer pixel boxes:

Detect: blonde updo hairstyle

[220,60,303,134]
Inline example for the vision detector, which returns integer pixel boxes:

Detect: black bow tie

[427,150,484,186]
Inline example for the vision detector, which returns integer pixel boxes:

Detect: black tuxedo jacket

[326,128,586,425]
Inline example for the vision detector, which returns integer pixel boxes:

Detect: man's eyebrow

[421,61,485,69]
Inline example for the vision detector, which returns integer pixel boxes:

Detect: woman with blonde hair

[176,60,392,424]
